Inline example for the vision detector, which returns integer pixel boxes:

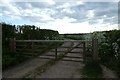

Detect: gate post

[83,42,86,63]
[10,38,16,53]
[55,43,57,59]
[92,39,98,61]
[32,41,34,56]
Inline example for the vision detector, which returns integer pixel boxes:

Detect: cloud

[56,3,71,8]
[2,3,21,16]
[0,1,118,33]
[21,8,55,23]
[44,0,55,5]
[78,0,119,2]
[86,10,94,18]
[61,8,75,14]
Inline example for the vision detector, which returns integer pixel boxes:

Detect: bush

[98,30,120,77]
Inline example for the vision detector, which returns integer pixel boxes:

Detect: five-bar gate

[9,39,99,63]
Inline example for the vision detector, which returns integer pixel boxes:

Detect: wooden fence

[9,39,99,63]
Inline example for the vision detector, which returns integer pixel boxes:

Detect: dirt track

[3,42,76,78]
[3,42,118,78]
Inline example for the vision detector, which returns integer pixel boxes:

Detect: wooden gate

[9,39,98,63]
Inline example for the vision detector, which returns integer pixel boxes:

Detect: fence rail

[15,40,91,42]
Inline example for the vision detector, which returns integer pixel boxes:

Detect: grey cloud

[50,2,118,24]
[24,16,47,23]
[14,2,32,9]
[50,3,88,23]
[84,2,118,24]
[15,2,54,9]
[1,1,118,26]
[14,2,64,10]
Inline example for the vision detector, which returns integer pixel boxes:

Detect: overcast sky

[0,0,119,34]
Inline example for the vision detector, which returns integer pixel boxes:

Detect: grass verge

[100,59,120,78]
[2,52,29,70]
[82,61,103,78]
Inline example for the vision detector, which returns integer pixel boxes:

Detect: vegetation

[62,34,85,40]
[2,22,63,69]
[98,30,120,77]
[2,52,29,70]
[82,61,103,78]
[2,22,61,40]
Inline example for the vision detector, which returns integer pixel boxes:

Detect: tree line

[2,22,60,40]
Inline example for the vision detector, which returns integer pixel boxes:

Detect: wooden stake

[92,39,98,61]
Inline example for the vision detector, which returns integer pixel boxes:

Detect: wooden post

[32,41,34,56]
[10,38,16,53]
[92,39,98,61]
[55,43,57,59]
[83,42,86,63]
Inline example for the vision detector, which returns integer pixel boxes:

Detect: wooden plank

[33,45,48,48]
[50,51,67,52]
[59,46,72,48]
[64,56,83,58]
[16,49,32,51]
[38,57,54,60]
[17,52,36,55]
[16,48,44,51]
[38,56,55,59]
[16,45,26,47]
[62,60,83,62]
[62,58,83,62]
[15,40,91,42]
[68,52,82,53]
[73,46,83,48]
[44,55,55,56]
[33,50,43,52]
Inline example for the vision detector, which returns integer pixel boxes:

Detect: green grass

[100,58,120,78]
[82,61,103,78]
[2,52,29,70]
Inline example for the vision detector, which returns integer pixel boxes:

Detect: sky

[0,0,119,34]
